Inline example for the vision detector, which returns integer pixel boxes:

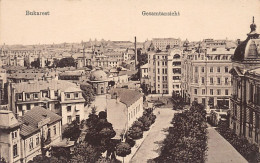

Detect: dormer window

[18,94,22,100]
[34,93,38,99]
[26,93,30,99]
[66,93,71,99]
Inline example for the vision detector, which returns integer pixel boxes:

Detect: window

[202,89,206,95]
[157,69,160,74]
[157,61,160,66]
[225,78,228,85]
[12,131,17,139]
[210,78,213,84]
[53,125,57,135]
[67,106,71,112]
[165,69,167,74]
[225,67,229,73]
[55,91,58,97]
[36,135,40,146]
[67,116,72,124]
[75,93,79,98]
[195,67,198,73]
[201,77,205,84]
[13,144,18,158]
[217,89,221,95]
[217,78,221,85]
[34,93,38,99]
[157,76,160,81]
[201,67,205,73]
[225,89,229,95]
[18,94,22,100]
[66,93,71,98]
[217,67,220,73]
[195,78,198,83]
[26,93,30,99]
[194,89,197,95]
[158,84,160,88]
[26,104,31,110]
[76,115,80,123]
[210,89,214,95]
[210,67,213,73]
[29,137,34,150]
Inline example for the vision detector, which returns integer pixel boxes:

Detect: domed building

[230,17,260,150]
[232,16,260,68]
[88,70,109,95]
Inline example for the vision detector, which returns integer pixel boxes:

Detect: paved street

[206,126,247,163]
[130,108,176,163]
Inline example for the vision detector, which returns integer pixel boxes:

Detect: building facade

[9,80,85,125]
[181,44,234,109]
[229,17,260,149]
[152,38,181,50]
[141,48,182,95]
[0,107,62,163]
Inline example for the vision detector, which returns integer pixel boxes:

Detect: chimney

[135,36,137,70]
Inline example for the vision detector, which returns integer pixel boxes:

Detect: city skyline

[0,0,260,45]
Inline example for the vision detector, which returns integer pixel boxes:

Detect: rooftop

[110,88,143,107]
[14,80,81,93]
[20,106,62,137]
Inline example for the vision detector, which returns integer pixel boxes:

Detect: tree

[70,142,102,163]
[84,110,116,159]
[127,126,143,140]
[116,142,131,163]
[62,120,81,141]
[45,60,51,67]
[108,81,116,87]
[57,57,76,68]
[80,84,95,106]
[31,58,40,68]
[166,44,171,50]
[52,58,60,68]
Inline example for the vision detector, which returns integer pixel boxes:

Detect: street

[130,108,176,163]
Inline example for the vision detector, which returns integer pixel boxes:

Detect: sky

[0,0,260,45]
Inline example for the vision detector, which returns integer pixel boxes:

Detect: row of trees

[30,57,76,68]
[217,120,260,162]
[153,101,208,162]
[127,108,156,141]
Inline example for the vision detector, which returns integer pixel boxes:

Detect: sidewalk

[207,126,247,163]
[130,108,176,163]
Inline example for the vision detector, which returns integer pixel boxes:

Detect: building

[141,48,182,95]
[181,43,235,108]
[152,38,181,50]
[0,107,62,163]
[106,88,144,139]
[88,70,109,95]
[9,80,85,125]
[229,17,260,148]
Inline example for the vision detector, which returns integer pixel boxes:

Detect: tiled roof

[14,80,81,93]
[110,88,143,107]
[20,106,62,137]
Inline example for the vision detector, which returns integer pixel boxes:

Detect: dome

[90,70,108,81]
[233,17,260,61]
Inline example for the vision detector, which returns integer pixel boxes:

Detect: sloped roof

[110,88,143,107]
[14,80,81,93]
[20,106,61,137]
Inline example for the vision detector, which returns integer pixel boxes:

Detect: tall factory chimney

[83,44,86,67]
[135,36,137,69]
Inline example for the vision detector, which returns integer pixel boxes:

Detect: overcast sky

[0,0,260,45]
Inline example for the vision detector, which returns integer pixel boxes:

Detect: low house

[0,107,62,163]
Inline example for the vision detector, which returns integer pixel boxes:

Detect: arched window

[173,54,180,59]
